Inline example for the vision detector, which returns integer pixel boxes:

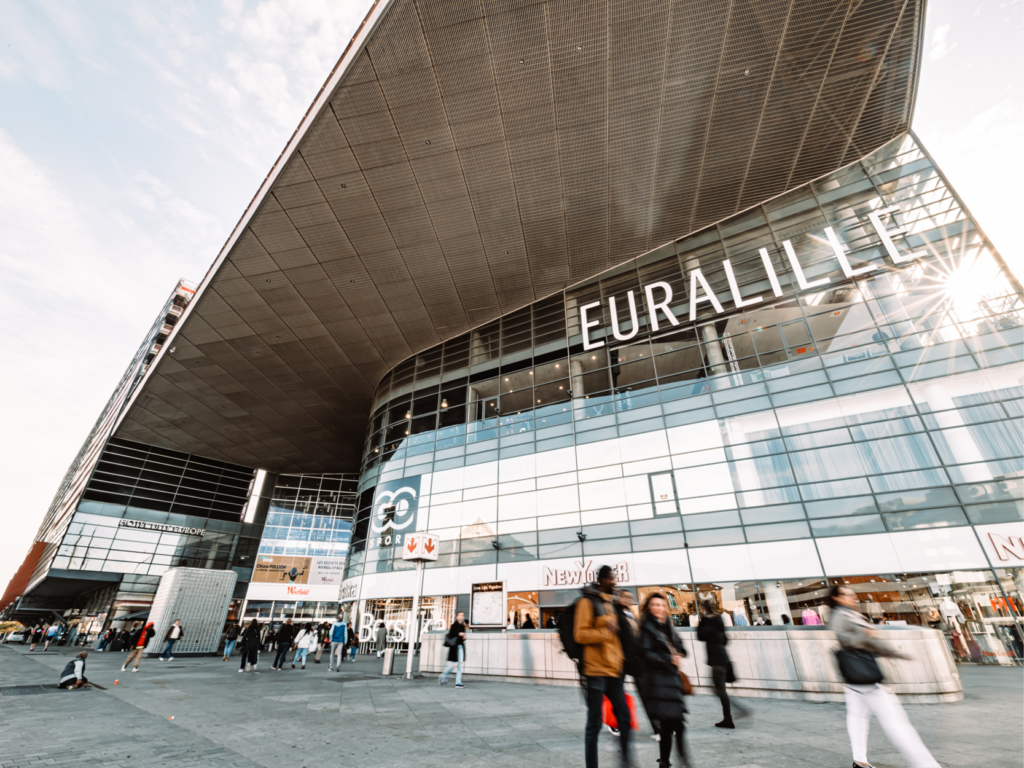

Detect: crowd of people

[437,564,941,768]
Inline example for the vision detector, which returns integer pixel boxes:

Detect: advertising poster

[246,555,347,601]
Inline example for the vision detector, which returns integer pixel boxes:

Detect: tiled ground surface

[1,643,1020,768]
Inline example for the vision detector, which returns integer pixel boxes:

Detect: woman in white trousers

[829,586,940,768]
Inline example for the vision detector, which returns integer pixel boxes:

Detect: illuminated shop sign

[580,201,923,351]
[119,519,205,536]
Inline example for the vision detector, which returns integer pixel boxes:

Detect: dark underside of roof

[116,0,924,474]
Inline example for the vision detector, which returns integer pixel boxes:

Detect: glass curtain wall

[257,474,356,559]
[344,134,1022,634]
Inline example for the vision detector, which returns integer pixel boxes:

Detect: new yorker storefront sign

[119,519,206,536]
[543,560,630,587]
[580,200,924,350]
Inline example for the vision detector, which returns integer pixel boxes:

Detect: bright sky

[1,0,1020,593]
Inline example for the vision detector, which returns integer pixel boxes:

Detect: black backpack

[556,593,604,663]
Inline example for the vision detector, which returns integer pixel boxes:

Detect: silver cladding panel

[148,567,237,655]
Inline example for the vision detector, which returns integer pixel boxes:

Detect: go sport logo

[369,476,421,550]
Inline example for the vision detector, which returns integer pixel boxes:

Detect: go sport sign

[369,476,421,550]
[579,201,926,351]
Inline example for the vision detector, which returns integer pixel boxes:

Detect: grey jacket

[828,605,907,659]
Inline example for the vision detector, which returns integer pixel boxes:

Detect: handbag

[443,635,459,648]
[724,660,736,684]
[835,647,883,685]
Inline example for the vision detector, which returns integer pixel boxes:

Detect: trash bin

[382,647,395,675]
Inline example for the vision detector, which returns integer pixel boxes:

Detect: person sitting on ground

[59,651,89,689]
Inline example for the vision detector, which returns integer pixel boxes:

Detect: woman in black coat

[239,619,261,672]
[639,593,688,768]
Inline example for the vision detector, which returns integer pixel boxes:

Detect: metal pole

[405,559,424,679]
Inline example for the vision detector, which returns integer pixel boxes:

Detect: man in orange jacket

[574,565,631,768]
[121,621,155,673]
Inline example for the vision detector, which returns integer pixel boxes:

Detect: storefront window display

[357,596,456,652]
[507,591,540,629]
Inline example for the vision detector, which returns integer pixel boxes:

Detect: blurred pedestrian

[43,623,60,650]
[160,619,184,660]
[96,628,113,652]
[121,621,155,673]
[829,585,939,768]
[29,625,43,651]
[697,599,747,728]
[375,621,388,658]
[328,614,347,670]
[438,611,467,688]
[574,565,631,768]
[292,623,314,669]
[239,619,261,673]
[639,594,688,767]
[272,619,296,670]
[223,622,241,661]
[314,622,329,664]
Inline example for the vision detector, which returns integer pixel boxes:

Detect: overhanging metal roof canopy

[115,0,925,474]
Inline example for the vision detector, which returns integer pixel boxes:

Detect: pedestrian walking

[223,622,241,661]
[573,565,632,768]
[604,589,641,737]
[261,624,273,652]
[160,619,184,660]
[58,651,89,689]
[43,623,60,650]
[327,614,347,670]
[314,622,328,664]
[121,621,155,673]
[639,594,689,767]
[29,625,43,651]
[347,625,358,662]
[239,619,261,672]
[272,619,296,670]
[292,623,314,669]
[438,611,467,688]
[375,621,388,658]
[697,599,746,728]
[828,585,940,768]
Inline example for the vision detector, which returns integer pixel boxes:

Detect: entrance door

[649,472,680,516]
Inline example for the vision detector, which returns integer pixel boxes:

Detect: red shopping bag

[601,693,639,730]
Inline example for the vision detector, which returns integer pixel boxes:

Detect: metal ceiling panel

[116,0,925,474]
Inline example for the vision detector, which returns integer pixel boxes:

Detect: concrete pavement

[0,643,1019,768]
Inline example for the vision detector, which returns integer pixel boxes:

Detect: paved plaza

[0,644,1019,768]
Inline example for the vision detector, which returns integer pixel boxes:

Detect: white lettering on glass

[689,268,724,321]
[609,291,640,342]
[576,201,923,346]
[581,300,605,351]
[783,239,830,290]
[867,204,925,264]
[644,282,680,332]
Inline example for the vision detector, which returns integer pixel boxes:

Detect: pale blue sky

[1,0,1020,589]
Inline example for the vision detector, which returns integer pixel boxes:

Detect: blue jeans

[224,639,237,657]
[349,644,356,661]
[294,647,309,665]
[585,676,631,768]
[273,644,290,668]
[440,644,464,685]
[160,639,177,659]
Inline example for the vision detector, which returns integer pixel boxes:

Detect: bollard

[381,647,395,675]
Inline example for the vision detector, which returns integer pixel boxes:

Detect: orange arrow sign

[424,538,435,554]
[406,537,417,553]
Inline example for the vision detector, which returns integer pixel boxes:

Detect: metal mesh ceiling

[116,0,924,473]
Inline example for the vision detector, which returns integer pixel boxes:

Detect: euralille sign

[119,519,206,536]
[580,201,923,351]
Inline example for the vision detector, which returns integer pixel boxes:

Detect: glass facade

[258,474,356,559]
[343,134,1023,660]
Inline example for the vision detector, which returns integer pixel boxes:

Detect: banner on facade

[252,555,345,586]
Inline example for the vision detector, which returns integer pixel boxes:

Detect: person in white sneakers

[160,620,184,660]
[121,622,155,673]
[291,623,315,669]
[328,614,348,671]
